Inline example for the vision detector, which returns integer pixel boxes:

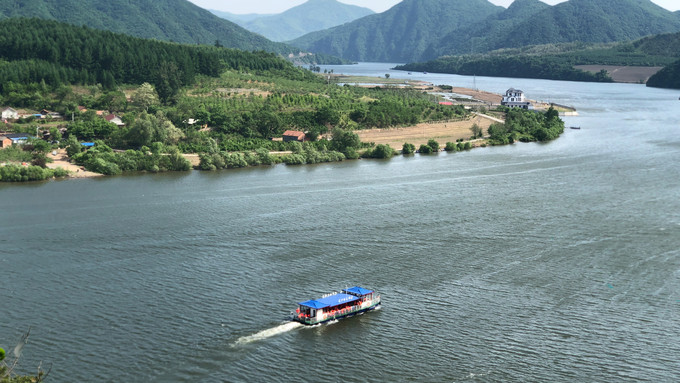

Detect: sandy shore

[46,149,103,178]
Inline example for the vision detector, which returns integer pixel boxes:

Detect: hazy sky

[189,0,680,14]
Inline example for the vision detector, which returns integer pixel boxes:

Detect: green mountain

[0,0,296,54]
[221,0,374,42]
[425,0,551,58]
[646,58,680,89]
[397,32,680,83]
[289,0,503,63]
[477,0,680,52]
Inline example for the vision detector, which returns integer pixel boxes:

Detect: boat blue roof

[344,286,373,296]
[299,300,329,309]
[299,293,358,309]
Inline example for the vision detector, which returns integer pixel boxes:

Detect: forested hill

[289,0,503,63]
[467,0,680,53]
[646,58,680,89]
[425,0,551,58]
[291,0,680,62]
[224,0,374,42]
[397,32,680,83]
[0,18,317,101]
[0,0,296,54]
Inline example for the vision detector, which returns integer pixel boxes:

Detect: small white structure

[501,88,533,110]
[1,107,19,120]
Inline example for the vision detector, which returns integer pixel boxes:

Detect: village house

[1,107,19,120]
[282,130,306,142]
[501,88,533,110]
[0,133,32,147]
[1,135,12,148]
[105,114,125,127]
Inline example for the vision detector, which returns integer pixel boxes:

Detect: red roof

[283,130,305,139]
[439,101,453,105]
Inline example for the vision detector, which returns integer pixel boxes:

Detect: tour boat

[292,286,381,325]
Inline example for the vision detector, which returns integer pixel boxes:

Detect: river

[1,63,679,382]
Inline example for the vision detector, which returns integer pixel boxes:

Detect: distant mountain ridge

[292,0,680,63]
[209,10,273,24]
[0,0,297,54]
[481,0,680,50]
[216,0,374,42]
[290,0,503,62]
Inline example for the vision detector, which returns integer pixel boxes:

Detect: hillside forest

[0,18,485,180]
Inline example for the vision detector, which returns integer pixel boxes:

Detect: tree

[65,135,82,157]
[385,74,390,79]
[419,144,433,154]
[470,123,483,138]
[427,139,440,152]
[155,61,183,104]
[402,142,416,154]
[131,83,159,112]
[331,127,360,156]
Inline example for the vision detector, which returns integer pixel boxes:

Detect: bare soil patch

[357,115,494,150]
[575,65,663,84]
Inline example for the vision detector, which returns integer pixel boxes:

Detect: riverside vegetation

[0,19,564,182]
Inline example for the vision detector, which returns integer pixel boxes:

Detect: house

[283,130,306,142]
[501,88,533,110]
[1,135,12,148]
[77,106,88,113]
[1,133,31,146]
[105,114,125,127]
[1,107,19,120]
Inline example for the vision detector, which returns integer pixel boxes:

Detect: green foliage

[647,58,680,89]
[0,146,32,163]
[0,18,316,108]
[470,123,484,138]
[488,107,564,145]
[445,142,458,152]
[418,144,433,154]
[0,0,300,54]
[0,164,67,182]
[71,142,190,174]
[363,144,395,159]
[433,0,680,58]
[402,142,416,155]
[427,139,440,152]
[398,54,614,83]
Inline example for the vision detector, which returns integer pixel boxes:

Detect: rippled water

[1,64,680,382]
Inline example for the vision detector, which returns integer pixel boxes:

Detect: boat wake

[233,321,302,346]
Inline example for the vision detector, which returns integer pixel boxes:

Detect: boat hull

[293,300,381,326]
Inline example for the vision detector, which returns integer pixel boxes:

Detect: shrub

[364,144,395,159]
[402,142,416,155]
[427,139,440,152]
[445,142,457,152]
[418,144,433,154]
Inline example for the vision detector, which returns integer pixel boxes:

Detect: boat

[570,126,581,130]
[292,286,381,325]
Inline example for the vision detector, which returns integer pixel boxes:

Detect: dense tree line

[397,55,612,83]
[646,58,680,89]
[487,107,564,145]
[0,18,315,100]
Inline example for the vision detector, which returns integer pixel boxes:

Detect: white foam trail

[233,321,302,346]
